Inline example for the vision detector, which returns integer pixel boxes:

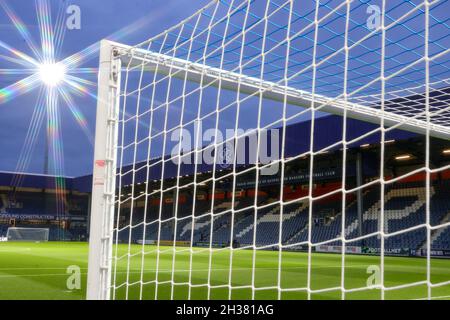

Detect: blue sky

[0,0,210,176]
[0,0,448,177]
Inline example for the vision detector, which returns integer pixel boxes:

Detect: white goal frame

[87,37,450,300]
[87,0,450,300]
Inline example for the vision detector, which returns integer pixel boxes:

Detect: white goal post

[87,0,450,300]
[6,227,49,242]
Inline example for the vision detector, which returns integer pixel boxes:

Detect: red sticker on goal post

[93,160,106,186]
[95,160,106,167]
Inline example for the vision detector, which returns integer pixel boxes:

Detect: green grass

[0,242,449,300]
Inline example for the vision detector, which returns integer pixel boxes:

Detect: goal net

[6,227,50,242]
[87,0,450,300]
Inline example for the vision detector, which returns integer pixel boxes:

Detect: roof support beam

[111,41,450,141]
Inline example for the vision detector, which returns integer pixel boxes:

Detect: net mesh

[107,0,450,300]
[6,227,49,242]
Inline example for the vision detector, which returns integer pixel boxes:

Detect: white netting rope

[107,0,450,300]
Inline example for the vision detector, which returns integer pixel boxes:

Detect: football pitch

[0,242,449,300]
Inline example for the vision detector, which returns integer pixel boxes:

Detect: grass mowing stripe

[0,242,449,300]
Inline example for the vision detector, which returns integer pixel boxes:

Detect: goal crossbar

[112,42,450,141]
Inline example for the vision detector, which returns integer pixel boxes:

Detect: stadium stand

[0,114,449,258]
[108,177,450,256]
[0,172,90,241]
[1,172,449,256]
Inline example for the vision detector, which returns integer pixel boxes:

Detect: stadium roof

[2,83,449,193]
[0,171,75,191]
[111,115,415,185]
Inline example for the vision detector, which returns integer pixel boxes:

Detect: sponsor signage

[136,240,156,245]
[237,170,341,188]
[0,213,57,220]
[195,242,226,248]
[315,245,362,254]
[414,249,450,257]
[158,240,191,247]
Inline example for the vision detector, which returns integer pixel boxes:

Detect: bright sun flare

[38,63,66,87]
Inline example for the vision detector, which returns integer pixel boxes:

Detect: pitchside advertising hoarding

[362,247,450,257]
[310,245,450,258]
[362,247,411,256]
[315,245,362,254]
[132,242,450,258]
[413,249,450,257]
[196,242,227,248]
[136,240,191,247]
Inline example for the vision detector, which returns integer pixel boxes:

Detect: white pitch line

[0,248,31,252]
[414,295,450,300]
[0,264,378,278]
[0,267,88,271]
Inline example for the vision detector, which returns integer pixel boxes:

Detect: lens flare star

[38,62,66,87]
[0,0,155,219]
